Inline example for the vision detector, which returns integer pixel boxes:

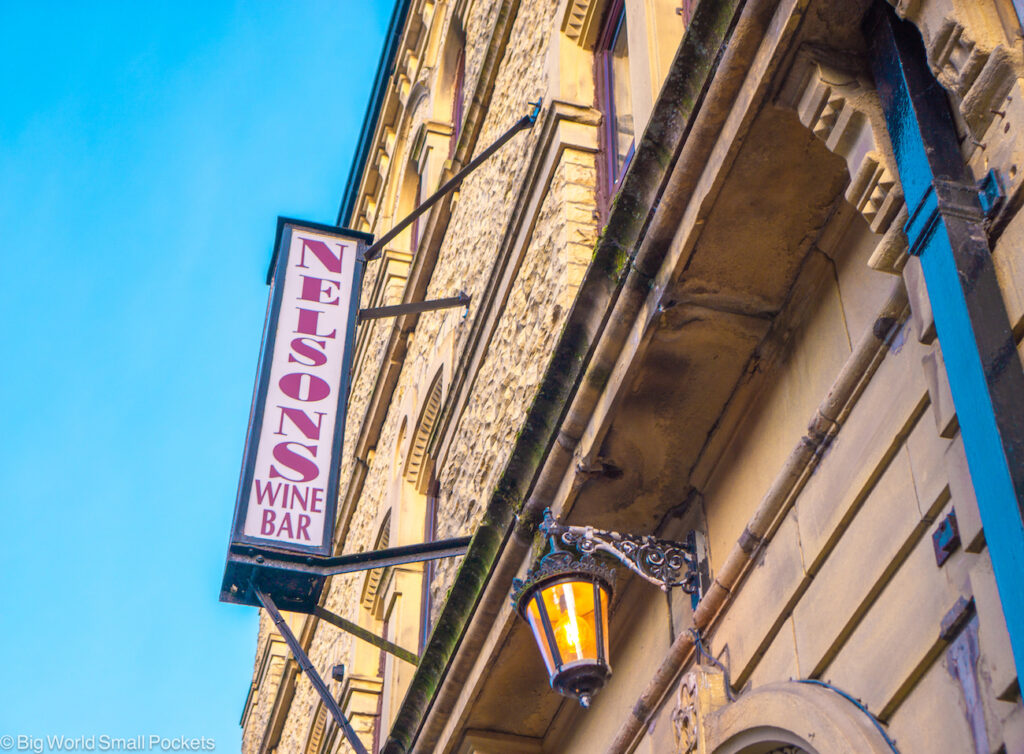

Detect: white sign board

[231,218,368,555]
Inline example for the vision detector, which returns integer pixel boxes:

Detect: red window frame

[595,0,634,208]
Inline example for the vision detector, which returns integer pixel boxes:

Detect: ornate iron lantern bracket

[510,509,711,708]
[537,508,709,597]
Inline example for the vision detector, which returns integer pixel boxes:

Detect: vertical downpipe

[866,3,1024,677]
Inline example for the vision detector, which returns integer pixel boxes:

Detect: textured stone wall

[430,147,597,617]
[241,613,283,754]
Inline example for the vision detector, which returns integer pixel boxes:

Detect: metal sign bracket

[314,605,419,665]
[253,582,371,754]
[242,536,471,752]
[358,291,470,323]
[361,103,541,262]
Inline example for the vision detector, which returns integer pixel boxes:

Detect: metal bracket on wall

[245,537,471,752]
[358,291,470,323]
[253,582,371,754]
[356,102,540,262]
[360,103,541,263]
[313,605,418,665]
[539,509,711,599]
[977,169,1004,217]
[232,535,471,577]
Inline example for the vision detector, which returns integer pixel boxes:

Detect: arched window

[436,17,466,158]
[405,372,444,649]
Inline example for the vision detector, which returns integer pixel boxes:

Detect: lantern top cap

[511,549,616,616]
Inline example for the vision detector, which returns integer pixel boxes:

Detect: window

[449,47,465,158]
[597,0,634,194]
[420,477,439,652]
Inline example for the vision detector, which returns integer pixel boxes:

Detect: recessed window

[450,47,465,158]
[597,0,634,192]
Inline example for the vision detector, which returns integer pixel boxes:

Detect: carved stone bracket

[672,671,699,753]
[671,666,729,754]
[777,48,908,273]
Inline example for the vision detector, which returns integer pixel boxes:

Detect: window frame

[595,0,635,209]
[449,46,465,159]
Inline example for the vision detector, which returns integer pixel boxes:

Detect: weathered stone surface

[886,652,977,754]
[714,513,807,686]
[793,448,922,675]
[795,323,927,571]
[969,555,1018,702]
[247,0,599,749]
[902,253,936,344]
[748,616,802,690]
[945,434,985,552]
[822,505,970,719]
[830,212,902,343]
[921,344,959,439]
[904,403,953,517]
[703,257,850,571]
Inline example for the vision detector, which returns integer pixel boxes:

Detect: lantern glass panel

[525,599,556,675]
[540,580,603,665]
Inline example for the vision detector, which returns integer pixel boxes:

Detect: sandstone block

[793,449,922,674]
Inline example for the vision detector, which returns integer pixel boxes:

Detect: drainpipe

[605,280,909,753]
[866,4,1024,676]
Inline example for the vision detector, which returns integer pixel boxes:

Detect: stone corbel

[776,48,908,273]
[421,120,456,191]
[671,665,730,754]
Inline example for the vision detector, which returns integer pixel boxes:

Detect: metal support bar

[362,102,541,261]
[252,582,370,754]
[234,536,472,577]
[313,606,419,666]
[358,292,470,323]
[868,4,1024,677]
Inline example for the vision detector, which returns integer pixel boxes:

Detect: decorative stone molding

[302,703,329,754]
[560,0,606,49]
[777,48,908,273]
[671,666,729,754]
[405,371,444,485]
[338,672,385,745]
[703,682,895,754]
[672,671,699,752]
[361,514,392,611]
[887,0,1022,138]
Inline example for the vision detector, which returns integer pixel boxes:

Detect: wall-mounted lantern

[512,509,708,708]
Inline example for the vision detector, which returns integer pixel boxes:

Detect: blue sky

[0,2,390,748]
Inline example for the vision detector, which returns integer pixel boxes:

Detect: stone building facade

[240,0,1024,752]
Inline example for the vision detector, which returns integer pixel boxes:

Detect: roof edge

[336,0,414,228]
